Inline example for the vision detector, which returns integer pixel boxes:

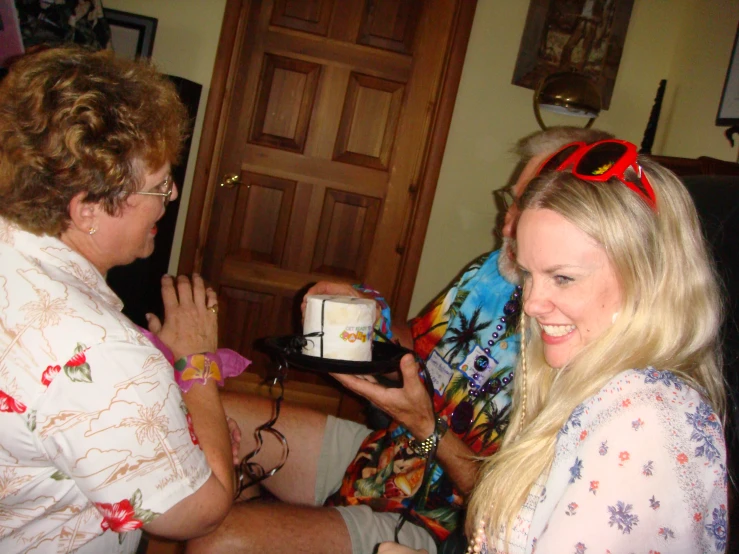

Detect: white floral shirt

[0,218,211,553]
[480,368,728,554]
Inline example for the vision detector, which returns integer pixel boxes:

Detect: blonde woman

[466,140,727,553]
[378,140,728,553]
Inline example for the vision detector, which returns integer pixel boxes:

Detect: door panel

[183,0,476,421]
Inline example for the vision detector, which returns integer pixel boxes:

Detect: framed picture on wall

[717,22,739,126]
[0,0,24,68]
[103,8,157,60]
[512,0,635,110]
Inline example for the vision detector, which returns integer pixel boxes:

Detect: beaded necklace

[450,285,522,434]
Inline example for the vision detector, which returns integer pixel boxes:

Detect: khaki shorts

[315,415,438,554]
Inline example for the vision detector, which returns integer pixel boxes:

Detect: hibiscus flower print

[97,499,144,533]
[589,481,599,495]
[96,489,159,534]
[632,418,644,430]
[642,460,654,476]
[618,451,630,466]
[574,543,586,554]
[0,390,26,413]
[64,343,92,383]
[565,502,578,516]
[649,495,660,509]
[186,412,200,446]
[658,527,675,540]
[41,365,61,387]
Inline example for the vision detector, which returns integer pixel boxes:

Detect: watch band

[408,417,448,458]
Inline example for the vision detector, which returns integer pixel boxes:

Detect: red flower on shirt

[0,390,26,413]
[41,365,61,387]
[97,498,144,533]
[677,452,688,465]
[186,412,200,446]
[66,349,88,367]
[63,343,93,383]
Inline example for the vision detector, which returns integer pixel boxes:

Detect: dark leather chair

[682,174,739,550]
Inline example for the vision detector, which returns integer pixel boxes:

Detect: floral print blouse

[476,368,728,554]
[0,218,210,553]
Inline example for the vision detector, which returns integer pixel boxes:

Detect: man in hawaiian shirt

[187,127,614,554]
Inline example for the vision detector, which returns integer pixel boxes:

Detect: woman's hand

[376,543,428,554]
[331,353,435,440]
[147,274,219,360]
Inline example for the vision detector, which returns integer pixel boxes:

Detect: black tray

[261,335,412,375]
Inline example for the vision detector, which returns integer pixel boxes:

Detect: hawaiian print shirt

[328,250,520,542]
[477,368,728,553]
[0,218,210,553]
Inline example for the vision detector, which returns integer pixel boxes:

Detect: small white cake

[302,295,376,361]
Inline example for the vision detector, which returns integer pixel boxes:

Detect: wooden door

[180,0,476,420]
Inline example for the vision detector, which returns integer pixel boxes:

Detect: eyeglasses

[493,187,517,210]
[134,176,175,206]
[537,140,657,210]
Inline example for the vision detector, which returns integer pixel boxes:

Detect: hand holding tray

[260,335,412,375]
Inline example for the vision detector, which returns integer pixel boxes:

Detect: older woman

[380,141,728,553]
[0,46,234,552]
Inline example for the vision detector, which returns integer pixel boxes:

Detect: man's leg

[221,391,328,504]
[184,501,352,553]
[186,393,358,553]
[187,393,437,553]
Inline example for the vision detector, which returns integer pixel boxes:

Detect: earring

[518,311,528,433]
[89,227,97,235]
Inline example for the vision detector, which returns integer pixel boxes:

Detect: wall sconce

[533,71,602,130]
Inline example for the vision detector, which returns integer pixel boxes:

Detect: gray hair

[514,126,615,160]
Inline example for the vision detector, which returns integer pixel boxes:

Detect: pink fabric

[137,326,250,387]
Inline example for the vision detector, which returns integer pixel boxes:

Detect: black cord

[392,353,439,544]
[234,360,290,500]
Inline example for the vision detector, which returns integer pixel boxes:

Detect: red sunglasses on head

[536,139,657,210]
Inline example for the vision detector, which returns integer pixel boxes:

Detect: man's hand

[331,353,435,440]
[147,274,219,360]
[301,281,363,320]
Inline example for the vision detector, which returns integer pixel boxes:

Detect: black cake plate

[260,335,412,375]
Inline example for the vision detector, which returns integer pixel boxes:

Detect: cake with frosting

[302,295,376,361]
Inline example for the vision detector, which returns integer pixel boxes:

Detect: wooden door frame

[178,0,478,321]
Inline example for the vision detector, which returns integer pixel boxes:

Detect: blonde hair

[467,156,725,544]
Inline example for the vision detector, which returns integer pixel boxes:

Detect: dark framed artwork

[103,8,157,60]
[716,22,739,126]
[0,0,24,68]
[512,0,635,109]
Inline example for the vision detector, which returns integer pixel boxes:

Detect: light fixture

[533,71,602,130]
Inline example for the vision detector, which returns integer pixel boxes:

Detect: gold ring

[208,304,218,314]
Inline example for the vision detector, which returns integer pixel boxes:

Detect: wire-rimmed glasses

[134,176,174,206]
[493,187,517,211]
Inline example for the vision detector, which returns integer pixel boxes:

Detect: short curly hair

[0,45,188,236]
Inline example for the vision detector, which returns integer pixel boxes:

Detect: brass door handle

[220,173,242,188]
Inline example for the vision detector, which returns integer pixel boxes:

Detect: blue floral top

[478,368,728,553]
